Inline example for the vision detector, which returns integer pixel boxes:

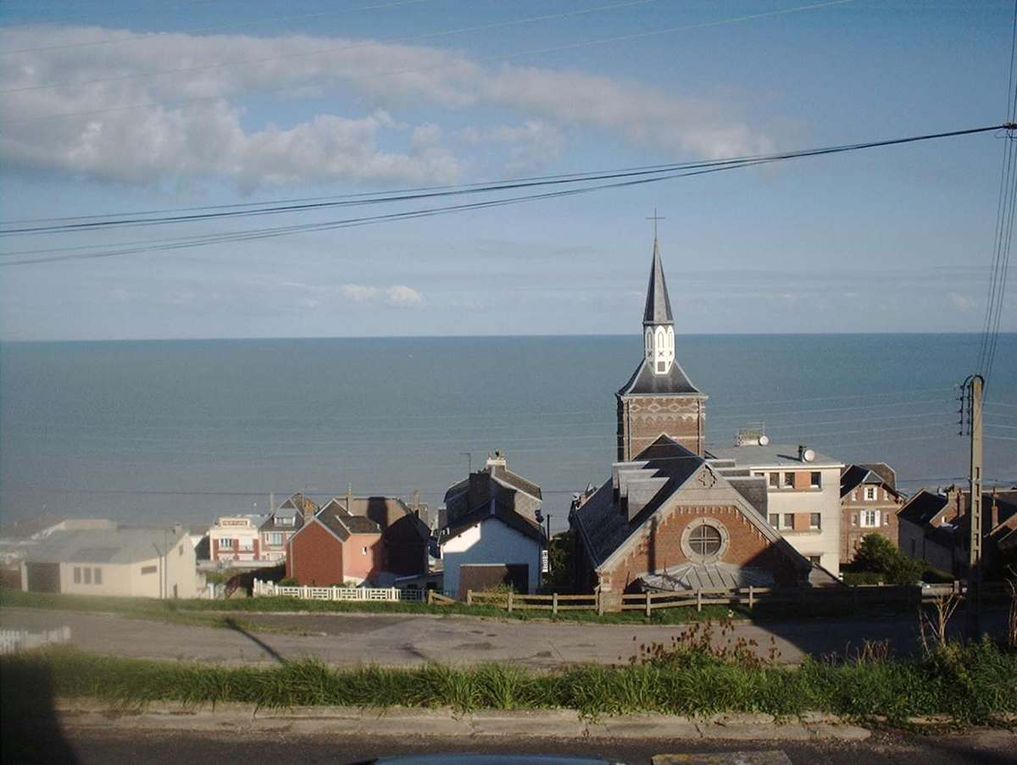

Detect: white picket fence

[0,626,71,655]
[252,579,425,602]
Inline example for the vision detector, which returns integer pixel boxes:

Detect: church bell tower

[616,231,707,460]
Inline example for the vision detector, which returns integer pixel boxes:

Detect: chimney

[269,492,275,513]
[301,494,315,523]
[991,489,999,530]
[346,482,354,514]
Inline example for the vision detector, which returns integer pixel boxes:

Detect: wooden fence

[252,579,425,602]
[456,582,1010,617]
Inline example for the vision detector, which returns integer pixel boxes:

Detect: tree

[545,530,574,592]
[853,534,922,585]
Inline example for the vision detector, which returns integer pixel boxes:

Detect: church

[570,232,820,607]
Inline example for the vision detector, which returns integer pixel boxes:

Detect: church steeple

[642,235,674,327]
[617,222,707,461]
[642,235,676,375]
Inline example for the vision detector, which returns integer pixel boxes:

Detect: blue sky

[0,0,1014,339]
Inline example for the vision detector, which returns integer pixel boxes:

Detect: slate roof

[23,526,189,565]
[841,464,899,498]
[278,492,319,516]
[573,435,812,579]
[489,465,543,500]
[571,436,705,567]
[643,236,674,326]
[442,501,544,544]
[898,490,950,526]
[617,357,702,396]
[315,499,382,540]
[443,458,543,527]
[259,506,304,533]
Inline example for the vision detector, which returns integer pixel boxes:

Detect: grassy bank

[0,589,730,625]
[3,641,1015,725]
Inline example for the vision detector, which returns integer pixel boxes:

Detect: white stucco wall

[56,536,199,599]
[753,465,843,575]
[440,517,541,597]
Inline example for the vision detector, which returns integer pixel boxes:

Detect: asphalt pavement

[1,606,1006,667]
[38,728,1017,765]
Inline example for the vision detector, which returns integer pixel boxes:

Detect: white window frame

[860,509,880,528]
[810,471,821,489]
[809,513,821,530]
[219,537,234,550]
[239,538,254,552]
[864,486,877,501]
[266,532,284,546]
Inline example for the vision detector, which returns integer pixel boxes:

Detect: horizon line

[2,330,1015,344]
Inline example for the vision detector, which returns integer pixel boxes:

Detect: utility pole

[961,374,984,639]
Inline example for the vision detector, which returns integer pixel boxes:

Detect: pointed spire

[642,234,674,326]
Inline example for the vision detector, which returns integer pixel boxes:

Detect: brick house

[899,486,1017,579]
[335,495,430,579]
[571,436,822,609]
[839,463,904,563]
[285,493,429,586]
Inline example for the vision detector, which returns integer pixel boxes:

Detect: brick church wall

[599,504,800,593]
[617,396,706,460]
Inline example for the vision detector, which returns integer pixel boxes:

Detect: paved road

[0,606,1006,667]
[27,728,1017,765]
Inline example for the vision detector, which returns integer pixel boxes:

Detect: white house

[708,443,845,576]
[439,503,545,598]
[20,525,199,599]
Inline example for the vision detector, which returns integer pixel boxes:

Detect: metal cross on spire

[646,209,665,240]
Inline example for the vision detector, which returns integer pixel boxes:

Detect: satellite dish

[803,448,816,462]
[758,435,770,446]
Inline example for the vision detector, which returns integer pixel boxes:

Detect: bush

[851,534,922,585]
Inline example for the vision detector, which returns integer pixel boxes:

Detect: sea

[1,334,1015,533]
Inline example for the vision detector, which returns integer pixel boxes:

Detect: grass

[3,639,1015,725]
[0,589,730,625]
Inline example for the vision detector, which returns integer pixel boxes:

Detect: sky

[0,0,1015,340]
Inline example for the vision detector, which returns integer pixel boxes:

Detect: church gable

[596,464,808,593]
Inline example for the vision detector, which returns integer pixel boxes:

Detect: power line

[977,0,1017,387]
[2,393,953,432]
[0,125,1007,267]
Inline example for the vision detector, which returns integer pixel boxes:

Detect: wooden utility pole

[964,374,984,639]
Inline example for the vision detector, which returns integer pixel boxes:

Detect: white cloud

[341,283,423,307]
[341,284,380,302]
[385,285,424,306]
[462,120,564,172]
[0,25,771,188]
[948,292,974,312]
